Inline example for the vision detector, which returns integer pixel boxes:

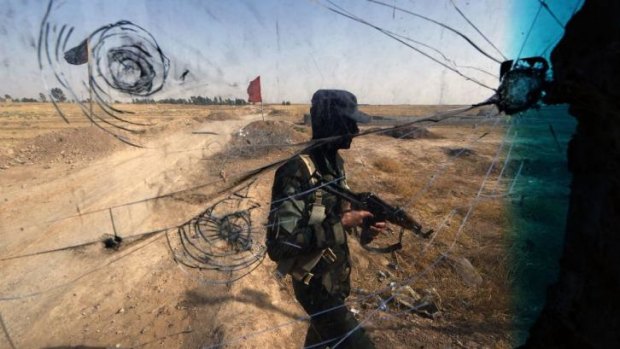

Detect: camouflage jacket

[267,150,352,291]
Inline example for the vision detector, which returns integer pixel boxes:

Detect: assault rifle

[319,182,434,253]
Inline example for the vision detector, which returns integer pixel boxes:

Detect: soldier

[267,89,385,348]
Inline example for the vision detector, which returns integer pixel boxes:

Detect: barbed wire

[325,110,570,348]
[3,0,576,346]
[196,115,512,348]
[328,117,512,348]
[0,108,508,347]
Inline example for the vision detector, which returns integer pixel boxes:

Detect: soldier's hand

[368,221,387,237]
[341,210,374,228]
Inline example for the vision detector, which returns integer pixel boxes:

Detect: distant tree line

[0,88,66,103]
[1,89,249,106]
[132,96,248,106]
[1,94,41,103]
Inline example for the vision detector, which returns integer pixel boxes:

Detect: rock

[445,147,475,157]
[382,126,437,140]
[390,285,442,319]
[445,255,483,286]
[352,288,370,295]
[392,285,422,309]
[414,301,441,319]
[376,296,389,311]
[423,288,441,303]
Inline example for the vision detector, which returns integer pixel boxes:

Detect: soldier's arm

[266,160,316,261]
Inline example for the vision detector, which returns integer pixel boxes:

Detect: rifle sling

[361,242,402,253]
[359,228,404,253]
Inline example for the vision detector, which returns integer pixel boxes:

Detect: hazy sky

[0,0,580,104]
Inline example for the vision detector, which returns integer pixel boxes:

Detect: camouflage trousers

[293,278,375,349]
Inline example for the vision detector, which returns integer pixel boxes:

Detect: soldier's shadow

[184,287,304,320]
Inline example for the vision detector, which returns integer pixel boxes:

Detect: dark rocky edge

[524,1,620,347]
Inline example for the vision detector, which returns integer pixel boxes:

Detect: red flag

[247,76,262,103]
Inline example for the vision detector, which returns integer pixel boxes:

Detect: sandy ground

[0,103,512,348]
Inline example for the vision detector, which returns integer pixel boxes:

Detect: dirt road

[0,103,514,348]
[0,110,309,348]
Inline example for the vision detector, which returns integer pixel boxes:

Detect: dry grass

[0,102,257,148]
[264,104,309,122]
[343,122,513,346]
[207,111,238,121]
[383,176,421,200]
[373,157,402,173]
[359,104,462,117]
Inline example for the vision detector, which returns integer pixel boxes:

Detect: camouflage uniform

[267,148,375,348]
